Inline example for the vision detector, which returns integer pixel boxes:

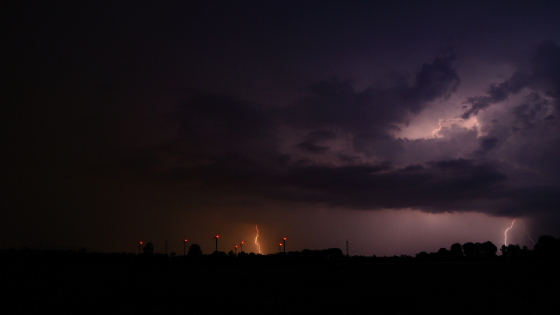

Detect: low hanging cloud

[297,142,330,154]
[263,158,511,213]
[103,43,560,223]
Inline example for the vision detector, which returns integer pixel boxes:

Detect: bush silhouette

[143,242,154,255]
[450,243,463,260]
[188,244,202,257]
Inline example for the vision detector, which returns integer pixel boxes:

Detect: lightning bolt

[522,222,536,245]
[432,119,444,137]
[504,219,515,246]
[254,225,261,254]
[432,118,464,138]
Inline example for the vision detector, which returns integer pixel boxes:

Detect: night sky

[5,1,560,256]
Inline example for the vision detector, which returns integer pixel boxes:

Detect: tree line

[2,235,558,266]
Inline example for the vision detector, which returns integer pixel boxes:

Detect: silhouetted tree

[415,251,429,261]
[188,244,202,257]
[326,248,344,259]
[522,245,531,258]
[501,244,528,259]
[480,241,497,258]
[450,243,463,259]
[462,241,497,260]
[436,247,449,259]
[211,251,226,258]
[534,235,559,259]
[143,242,154,255]
[509,244,522,257]
[462,242,476,259]
[500,245,507,257]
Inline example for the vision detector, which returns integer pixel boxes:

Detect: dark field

[1,252,558,314]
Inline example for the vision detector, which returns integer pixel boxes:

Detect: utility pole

[346,239,349,257]
[283,237,286,253]
[240,241,244,253]
[215,235,219,252]
[235,245,238,255]
[183,239,188,256]
[278,243,282,253]
[139,241,143,255]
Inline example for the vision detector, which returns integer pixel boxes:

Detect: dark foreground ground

[1,255,558,314]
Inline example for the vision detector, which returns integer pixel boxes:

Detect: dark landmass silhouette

[1,236,559,313]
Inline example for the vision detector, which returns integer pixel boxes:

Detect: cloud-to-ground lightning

[504,219,515,246]
[254,225,262,254]
[522,222,536,245]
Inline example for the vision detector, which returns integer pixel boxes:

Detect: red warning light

[140,241,143,245]
[283,237,286,240]
[215,235,219,238]
[184,239,188,242]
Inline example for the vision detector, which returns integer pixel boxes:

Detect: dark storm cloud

[305,130,337,142]
[442,41,560,224]
[170,91,279,158]
[511,92,553,130]
[531,41,560,100]
[461,73,528,119]
[154,152,534,215]
[454,41,560,185]
[475,137,500,155]
[285,52,460,140]
[280,158,509,212]
[297,142,330,154]
[462,41,560,119]
[138,90,552,216]
[125,43,560,220]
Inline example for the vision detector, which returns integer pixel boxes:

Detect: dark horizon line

[4,234,558,260]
